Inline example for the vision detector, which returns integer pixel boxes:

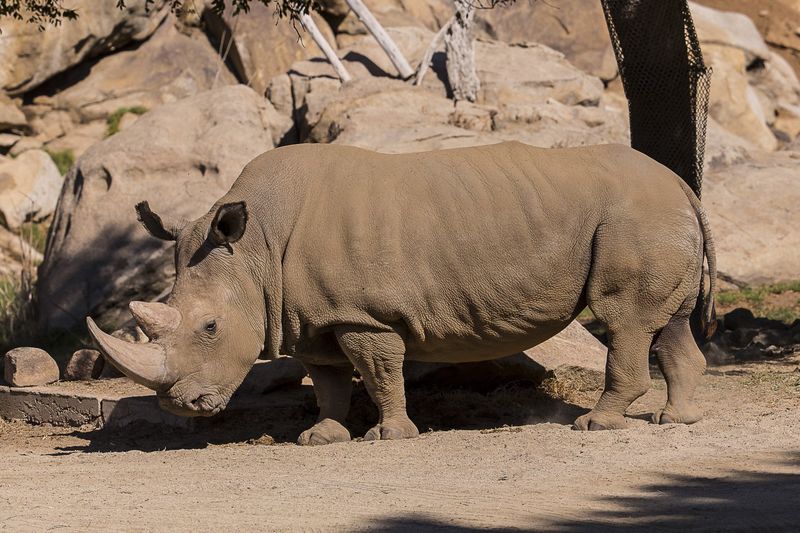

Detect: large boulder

[203,4,337,96]
[23,19,237,159]
[690,2,800,149]
[475,0,617,81]
[704,151,800,285]
[694,0,800,77]
[307,77,626,154]
[274,30,624,151]
[331,0,452,48]
[37,85,290,331]
[405,321,605,391]
[0,150,62,230]
[0,0,169,94]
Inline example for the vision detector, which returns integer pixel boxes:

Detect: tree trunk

[444,0,479,102]
[299,13,352,83]
[344,0,415,79]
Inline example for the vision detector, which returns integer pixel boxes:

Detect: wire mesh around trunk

[602,0,711,198]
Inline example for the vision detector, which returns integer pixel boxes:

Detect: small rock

[63,349,104,380]
[0,133,20,150]
[237,358,307,395]
[0,149,63,229]
[0,94,27,133]
[723,307,756,330]
[8,136,44,157]
[98,359,125,379]
[3,347,59,387]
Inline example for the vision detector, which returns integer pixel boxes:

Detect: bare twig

[414,16,455,86]
[344,0,414,79]
[299,13,352,83]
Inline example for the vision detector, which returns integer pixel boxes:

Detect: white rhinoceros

[88,141,716,444]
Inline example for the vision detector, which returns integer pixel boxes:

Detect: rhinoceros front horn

[86,317,173,391]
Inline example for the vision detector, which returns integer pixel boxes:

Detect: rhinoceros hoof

[297,418,351,446]
[363,419,420,441]
[572,411,628,431]
[652,403,703,425]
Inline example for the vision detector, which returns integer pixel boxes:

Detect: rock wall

[0,0,794,333]
[37,86,288,330]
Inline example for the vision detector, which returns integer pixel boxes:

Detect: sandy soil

[1,355,799,532]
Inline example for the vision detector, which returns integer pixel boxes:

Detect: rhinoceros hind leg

[336,326,420,441]
[298,363,354,445]
[573,327,654,431]
[651,312,706,425]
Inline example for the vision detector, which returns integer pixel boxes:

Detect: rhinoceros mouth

[157,391,229,418]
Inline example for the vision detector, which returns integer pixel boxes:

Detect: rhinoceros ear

[209,201,248,246]
[135,201,181,241]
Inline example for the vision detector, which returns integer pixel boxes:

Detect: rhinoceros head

[87,200,266,417]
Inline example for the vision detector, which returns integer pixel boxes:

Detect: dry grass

[717,281,800,324]
[0,236,37,351]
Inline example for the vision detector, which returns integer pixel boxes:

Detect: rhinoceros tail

[677,180,717,340]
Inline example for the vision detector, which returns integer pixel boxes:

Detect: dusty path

[2,359,799,532]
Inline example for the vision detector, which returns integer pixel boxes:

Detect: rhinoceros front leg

[335,326,420,441]
[298,363,354,445]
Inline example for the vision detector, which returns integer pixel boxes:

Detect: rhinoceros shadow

[54,380,585,453]
[361,451,800,532]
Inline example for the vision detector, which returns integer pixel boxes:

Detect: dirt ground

[1,355,799,532]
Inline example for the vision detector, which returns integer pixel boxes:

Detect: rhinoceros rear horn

[135,201,181,241]
[129,301,181,339]
[86,317,173,391]
[209,201,248,246]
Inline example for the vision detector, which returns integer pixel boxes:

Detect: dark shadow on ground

[360,452,800,532]
[52,380,585,453]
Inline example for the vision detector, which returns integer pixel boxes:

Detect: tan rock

[204,3,337,95]
[44,121,107,160]
[37,86,285,331]
[773,102,800,141]
[0,133,21,150]
[404,322,605,391]
[8,137,43,157]
[36,20,236,125]
[522,321,606,390]
[4,347,59,387]
[0,94,28,133]
[704,44,778,151]
[285,32,621,150]
[704,151,800,285]
[690,2,771,62]
[333,0,451,47]
[475,40,604,113]
[476,0,617,81]
[0,150,62,230]
[63,349,104,381]
[690,3,800,150]
[0,0,169,94]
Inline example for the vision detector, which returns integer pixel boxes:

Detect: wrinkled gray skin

[88,142,716,444]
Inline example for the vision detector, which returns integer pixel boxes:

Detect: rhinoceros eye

[204,320,217,334]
